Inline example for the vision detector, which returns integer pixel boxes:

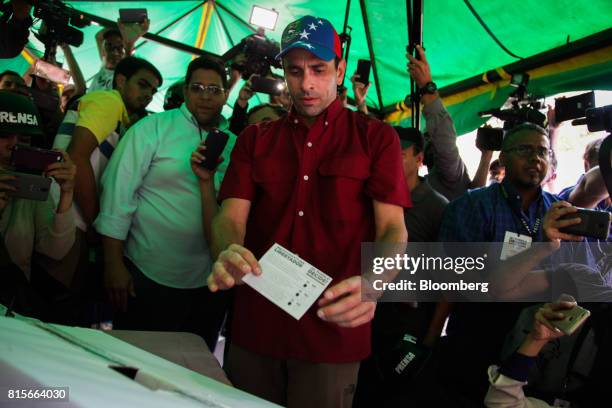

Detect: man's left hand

[317,276,376,328]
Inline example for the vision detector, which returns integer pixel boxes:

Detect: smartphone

[200,129,229,171]
[4,172,52,201]
[10,145,63,175]
[250,76,285,96]
[32,59,71,85]
[550,304,590,335]
[555,91,595,123]
[119,8,148,24]
[356,59,371,85]
[559,208,611,241]
[476,127,504,151]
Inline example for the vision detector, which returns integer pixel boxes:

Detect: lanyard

[500,184,543,239]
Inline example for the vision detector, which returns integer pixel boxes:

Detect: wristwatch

[418,81,437,96]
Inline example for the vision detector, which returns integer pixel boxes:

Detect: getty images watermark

[361,242,612,303]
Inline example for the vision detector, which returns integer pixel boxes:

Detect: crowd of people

[1,3,611,408]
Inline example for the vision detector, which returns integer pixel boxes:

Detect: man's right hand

[208,244,261,292]
[406,44,432,89]
[105,260,135,312]
[543,201,583,247]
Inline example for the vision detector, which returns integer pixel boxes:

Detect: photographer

[0,91,76,280]
[485,300,586,408]
[89,18,149,92]
[407,45,493,200]
[0,0,32,59]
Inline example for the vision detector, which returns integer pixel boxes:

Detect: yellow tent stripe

[385,45,612,124]
[21,49,35,65]
[193,1,214,58]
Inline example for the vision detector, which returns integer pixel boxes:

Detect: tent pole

[215,1,256,33]
[381,27,612,115]
[359,0,384,112]
[76,10,221,58]
[134,2,205,52]
[215,5,235,47]
[338,0,352,88]
[406,0,423,130]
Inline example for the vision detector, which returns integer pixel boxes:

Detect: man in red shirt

[209,15,410,407]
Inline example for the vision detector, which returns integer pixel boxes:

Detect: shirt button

[307,142,313,147]
[298,210,304,217]
[294,119,299,124]
[324,121,329,126]
[303,175,309,181]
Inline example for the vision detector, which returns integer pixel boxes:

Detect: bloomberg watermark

[361,242,612,303]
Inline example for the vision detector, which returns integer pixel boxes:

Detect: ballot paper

[242,243,333,320]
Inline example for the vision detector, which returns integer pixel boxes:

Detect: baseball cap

[276,16,342,62]
[0,90,43,138]
[394,126,424,151]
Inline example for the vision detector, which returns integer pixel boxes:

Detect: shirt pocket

[252,159,296,206]
[318,155,371,222]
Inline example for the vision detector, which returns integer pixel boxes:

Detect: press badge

[500,231,532,260]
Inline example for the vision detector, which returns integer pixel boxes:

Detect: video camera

[223,34,281,79]
[30,0,89,48]
[476,72,546,150]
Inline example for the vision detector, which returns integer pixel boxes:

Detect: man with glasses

[94,57,236,351]
[419,123,599,406]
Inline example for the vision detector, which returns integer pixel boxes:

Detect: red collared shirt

[219,98,412,363]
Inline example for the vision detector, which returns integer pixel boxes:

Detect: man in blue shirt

[430,123,598,406]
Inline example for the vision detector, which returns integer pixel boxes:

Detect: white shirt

[94,104,237,288]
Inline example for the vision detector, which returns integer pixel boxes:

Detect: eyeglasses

[188,83,225,96]
[504,145,552,159]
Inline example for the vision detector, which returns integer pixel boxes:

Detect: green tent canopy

[1,0,611,135]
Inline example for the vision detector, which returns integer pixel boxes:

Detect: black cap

[393,126,424,151]
[0,90,43,137]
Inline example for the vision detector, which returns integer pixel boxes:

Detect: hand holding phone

[10,145,63,175]
[3,171,51,201]
[199,129,229,171]
[549,304,590,335]
[559,207,611,241]
[355,59,371,85]
[250,76,285,96]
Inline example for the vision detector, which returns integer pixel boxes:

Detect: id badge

[500,231,532,260]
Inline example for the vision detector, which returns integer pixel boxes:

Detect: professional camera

[476,72,546,150]
[30,0,89,48]
[223,34,281,79]
[573,105,612,133]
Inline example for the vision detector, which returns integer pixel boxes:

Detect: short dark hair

[0,70,22,82]
[489,158,504,172]
[247,103,287,121]
[112,56,163,89]
[185,57,227,89]
[584,137,604,168]
[103,29,122,41]
[502,123,549,151]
